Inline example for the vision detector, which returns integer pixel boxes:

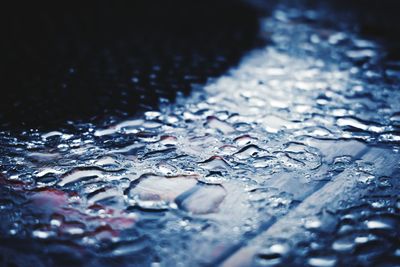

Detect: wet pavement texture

[0,1,400,267]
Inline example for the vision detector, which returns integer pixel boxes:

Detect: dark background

[1,0,399,130]
[0,0,260,129]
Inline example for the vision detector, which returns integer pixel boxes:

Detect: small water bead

[389,112,400,125]
[136,131,160,143]
[94,156,123,171]
[355,161,375,174]
[144,111,162,120]
[108,143,145,155]
[356,173,375,185]
[253,156,280,169]
[346,49,376,61]
[307,256,337,267]
[234,135,258,147]
[206,116,235,134]
[201,172,229,184]
[50,214,64,227]
[367,197,393,210]
[32,228,56,239]
[108,238,152,258]
[377,176,392,188]
[332,236,355,253]
[158,135,178,147]
[219,144,237,155]
[126,174,197,210]
[35,168,63,177]
[57,143,70,151]
[177,183,226,214]
[282,142,306,153]
[261,115,294,133]
[186,135,220,155]
[58,168,104,187]
[328,32,347,45]
[155,162,178,176]
[161,114,179,125]
[256,243,290,266]
[198,156,231,171]
[331,156,353,172]
[304,218,322,230]
[233,122,253,132]
[41,131,63,140]
[28,152,61,162]
[94,119,145,136]
[364,214,399,231]
[233,144,263,160]
[142,120,162,130]
[60,221,86,236]
[336,117,370,131]
[275,150,322,170]
[379,132,400,143]
[35,173,59,187]
[87,187,123,206]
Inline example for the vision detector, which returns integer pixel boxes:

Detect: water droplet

[58,168,103,187]
[307,256,337,267]
[126,174,198,210]
[177,183,226,214]
[234,144,262,160]
[206,116,235,134]
[199,156,231,171]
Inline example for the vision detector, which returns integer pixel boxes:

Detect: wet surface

[1,2,400,267]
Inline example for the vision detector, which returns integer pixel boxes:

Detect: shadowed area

[1,0,260,129]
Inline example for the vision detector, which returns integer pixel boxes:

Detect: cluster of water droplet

[0,4,399,267]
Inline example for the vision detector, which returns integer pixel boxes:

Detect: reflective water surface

[0,4,399,267]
